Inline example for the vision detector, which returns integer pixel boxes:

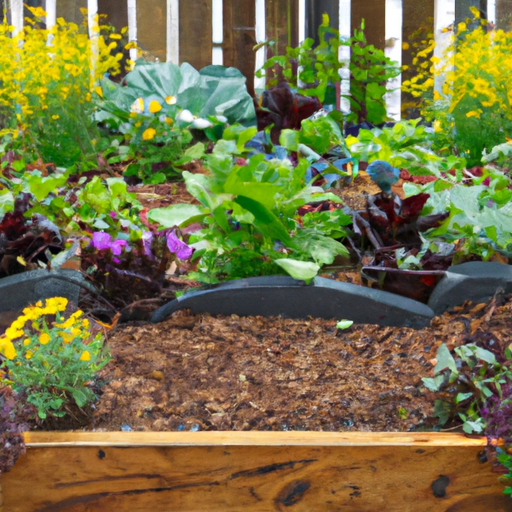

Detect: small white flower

[130,97,144,114]
[165,95,177,105]
[216,115,228,123]
[176,109,194,123]
[190,118,213,129]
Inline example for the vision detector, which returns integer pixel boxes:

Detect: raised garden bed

[1,431,509,512]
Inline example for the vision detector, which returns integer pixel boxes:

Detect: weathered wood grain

[1,432,509,512]
[223,0,257,96]
[179,0,212,70]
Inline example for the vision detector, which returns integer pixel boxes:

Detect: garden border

[0,431,509,512]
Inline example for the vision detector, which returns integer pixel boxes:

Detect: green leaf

[183,171,214,209]
[148,203,207,228]
[336,320,354,330]
[234,196,292,245]
[434,343,458,379]
[274,258,319,282]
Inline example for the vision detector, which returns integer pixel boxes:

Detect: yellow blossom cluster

[0,7,125,140]
[0,297,92,362]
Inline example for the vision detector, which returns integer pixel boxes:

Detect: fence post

[166,0,179,63]
[179,0,212,70]
[223,0,256,96]
[9,0,23,36]
[127,0,137,61]
[384,0,403,120]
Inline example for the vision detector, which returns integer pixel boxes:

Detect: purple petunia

[90,232,129,256]
[166,230,193,260]
[91,232,112,251]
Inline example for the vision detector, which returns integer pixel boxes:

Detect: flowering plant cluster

[403,9,512,165]
[0,6,125,166]
[0,297,110,419]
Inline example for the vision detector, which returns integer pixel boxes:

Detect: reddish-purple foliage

[0,386,36,473]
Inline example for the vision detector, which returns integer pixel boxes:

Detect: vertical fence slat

[45,0,56,30]
[167,0,179,63]
[223,0,256,96]
[339,0,351,113]
[127,0,138,61]
[136,0,166,61]
[179,0,212,69]
[56,0,87,24]
[351,0,386,49]
[98,0,128,33]
[10,0,23,36]
[265,0,298,55]
[384,0,403,120]
[433,0,454,92]
[264,0,298,84]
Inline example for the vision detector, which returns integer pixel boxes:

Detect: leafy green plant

[148,126,350,283]
[256,14,342,103]
[257,16,401,124]
[0,297,110,420]
[422,340,512,497]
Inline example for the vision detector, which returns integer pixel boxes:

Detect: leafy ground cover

[1,6,512,495]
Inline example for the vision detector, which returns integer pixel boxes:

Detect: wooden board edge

[23,430,489,448]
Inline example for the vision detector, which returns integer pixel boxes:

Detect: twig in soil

[353,211,383,250]
[52,274,118,313]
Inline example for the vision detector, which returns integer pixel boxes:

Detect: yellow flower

[165,96,177,105]
[142,127,156,141]
[5,327,24,340]
[95,86,103,98]
[26,350,34,360]
[80,350,91,361]
[52,115,60,120]
[402,42,410,51]
[0,338,16,360]
[23,338,31,346]
[39,333,51,345]
[466,110,481,118]
[109,33,122,40]
[149,100,162,113]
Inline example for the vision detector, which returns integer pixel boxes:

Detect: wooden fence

[2,0,512,116]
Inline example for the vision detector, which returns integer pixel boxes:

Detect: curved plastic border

[152,276,435,328]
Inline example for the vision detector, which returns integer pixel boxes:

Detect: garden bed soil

[89,292,512,434]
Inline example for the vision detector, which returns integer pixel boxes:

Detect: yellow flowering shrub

[403,10,512,165]
[0,297,110,419]
[0,7,125,166]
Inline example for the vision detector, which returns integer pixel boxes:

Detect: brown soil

[90,292,512,434]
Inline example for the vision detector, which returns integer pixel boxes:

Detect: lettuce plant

[148,126,350,283]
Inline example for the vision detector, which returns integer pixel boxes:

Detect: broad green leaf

[183,171,214,209]
[148,203,207,228]
[434,343,458,381]
[275,258,319,282]
[234,196,292,245]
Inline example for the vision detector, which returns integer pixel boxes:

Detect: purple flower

[90,232,129,256]
[91,232,112,251]
[166,231,193,260]
[110,239,128,256]
[142,231,154,257]
[109,211,117,219]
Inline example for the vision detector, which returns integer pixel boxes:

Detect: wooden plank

[1,432,508,512]
[179,0,212,70]
[351,0,386,49]
[97,0,128,31]
[136,0,167,62]
[223,0,257,96]
[265,0,299,84]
